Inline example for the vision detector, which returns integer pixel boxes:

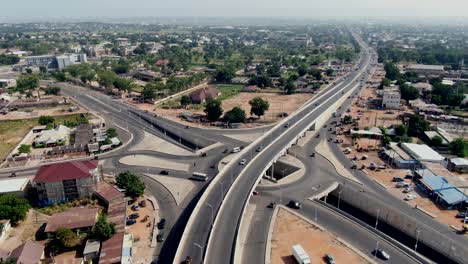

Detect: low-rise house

[0,220,11,241]
[406,64,444,75]
[9,240,44,264]
[45,207,99,234]
[83,239,101,262]
[189,87,220,104]
[0,248,9,262]
[0,177,31,198]
[34,125,70,147]
[416,174,467,209]
[447,158,468,173]
[33,160,100,205]
[400,143,445,163]
[382,86,401,109]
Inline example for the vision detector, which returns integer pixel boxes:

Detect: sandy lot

[132,92,314,128]
[127,197,156,264]
[271,208,369,264]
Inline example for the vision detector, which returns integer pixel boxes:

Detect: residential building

[0,220,11,241]
[447,158,468,173]
[0,177,31,197]
[0,79,16,88]
[401,143,445,163]
[0,248,9,262]
[406,64,444,75]
[9,240,44,264]
[83,239,101,262]
[33,125,70,147]
[33,160,100,205]
[133,70,159,82]
[44,207,99,233]
[56,53,87,70]
[189,87,220,104]
[382,86,401,109]
[381,142,419,169]
[25,55,56,68]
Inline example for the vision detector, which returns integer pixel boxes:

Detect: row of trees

[0,54,20,65]
[204,97,270,123]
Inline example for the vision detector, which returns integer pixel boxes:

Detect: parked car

[405,174,414,179]
[129,213,140,219]
[126,219,137,226]
[396,182,409,188]
[403,187,414,193]
[404,194,416,201]
[325,254,336,264]
[310,153,316,157]
[456,212,468,218]
[142,215,150,222]
[287,200,302,209]
[267,202,276,208]
[392,177,404,182]
[158,218,166,229]
[157,233,165,242]
[239,159,247,165]
[131,205,140,211]
[139,200,147,207]
[374,249,390,260]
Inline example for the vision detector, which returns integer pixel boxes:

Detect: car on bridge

[374,248,390,260]
[239,159,247,165]
[287,200,302,209]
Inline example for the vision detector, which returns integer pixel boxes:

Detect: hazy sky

[2,0,467,21]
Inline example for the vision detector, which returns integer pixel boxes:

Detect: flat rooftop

[0,177,30,193]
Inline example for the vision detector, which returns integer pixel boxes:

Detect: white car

[404,194,416,201]
[239,159,247,165]
[403,187,414,193]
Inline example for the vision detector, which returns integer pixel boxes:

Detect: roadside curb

[335,237,378,264]
[373,179,388,189]
[414,205,437,219]
[142,174,179,206]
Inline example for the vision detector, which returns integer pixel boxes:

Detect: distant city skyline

[1,0,467,22]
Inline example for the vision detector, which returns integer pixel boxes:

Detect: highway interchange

[1,30,467,264]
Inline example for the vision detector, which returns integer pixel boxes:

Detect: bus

[191,172,208,181]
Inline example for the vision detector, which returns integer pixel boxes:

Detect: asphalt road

[175,32,376,263]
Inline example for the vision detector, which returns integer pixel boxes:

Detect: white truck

[292,244,311,264]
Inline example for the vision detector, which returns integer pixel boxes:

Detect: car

[392,177,404,182]
[403,187,414,193]
[239,159,247,165]
[351,164,358,169]
[267,202,276,208]
[8,173,16,178]
[158,218,166,229]
[252,190,259,195]
[310,153,315,157]
[139,200,147,207]
[287,200,302,209]
[404,194,416,201]
[129,213,140,219]
[316,134,321,138]
[256,146,263,152]
[157,233,165,242]
[374,249,390,260]
[131,205,140,211]
[395,182,409,188]
[284,123,290,128]
[325,254,336,264]
[126,219,136,225]
[160,170,169,175]
[405,174,414,179]
[456,212,468,218]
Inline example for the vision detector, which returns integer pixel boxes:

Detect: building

[122,234,134,264]
[0,220,11,241]
[416,175,467,209]
[83,239,101,262]
[382,86,401,109]
[9,240,44,264]
[0,79,16,88]
[189,87,220,104]
[400,143,445,163]
[0,177,31,197]
[447,158,468,173]
[381,143,419,169]
[44,207,99,233]
[33,125,69,147]
[33,160,100,205]
[406,64,444,75]
[133,70,159,82]
[25,53,87,70]
[411,82,433,93]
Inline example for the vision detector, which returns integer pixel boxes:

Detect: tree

[430,135,443,147]
[92,216,115,240]
[249,75,272,88]
[0,54,20,65]
[44,86,60,95]
[249,97,269,118]
[116,171,145,197]
[0,194,31,225]
[38,115,55,125]
[204,99,223,121]
[407,115,429,138]
[382,136,391,146]
[400,84,419,101]
[214,67,235,83]
[18,144,31,154]
[449,138,467,157]
[16,74,39,93]
[224,106,246,123]
[343,115,353,124]
[53,71,66,82]
[394,124,407,136]
[0,258,17,264]
[285,80,296,95]
[106,128,118,138]
[297,65,308,77]
[39,65,47,75]
[180,95,192,107]
[384,62,400,80]
[53,228,80,248]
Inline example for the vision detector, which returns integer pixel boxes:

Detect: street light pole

[193,242,205,264]
[206,203,214,227]
[374,241,379,259]
[415,228,421,252]
[338,190,342,209]
[375,209,380,230]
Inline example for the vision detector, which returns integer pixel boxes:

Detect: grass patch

[36,198,100,215]
[0,113,93,161]
[217,84,244,101]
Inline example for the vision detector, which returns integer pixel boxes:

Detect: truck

[292,244,311,264]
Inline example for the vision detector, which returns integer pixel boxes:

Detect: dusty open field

[271,208,369,264]
[134,92,314,128]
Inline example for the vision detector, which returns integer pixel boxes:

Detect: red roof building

[189,86,220,104]
[45,207,99,233]
[9,240,44,264]
[34,160,98,183]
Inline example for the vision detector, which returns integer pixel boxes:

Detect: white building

[0,79,16,88]
[34,125,70,147]
[0,177,31,197]
[401,143,445,163]
[382,86,401,109]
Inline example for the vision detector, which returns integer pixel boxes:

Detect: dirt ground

[126,197,156,263]
[270,208,369,264]
[131,92,314,128]
[0,105,87,121]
